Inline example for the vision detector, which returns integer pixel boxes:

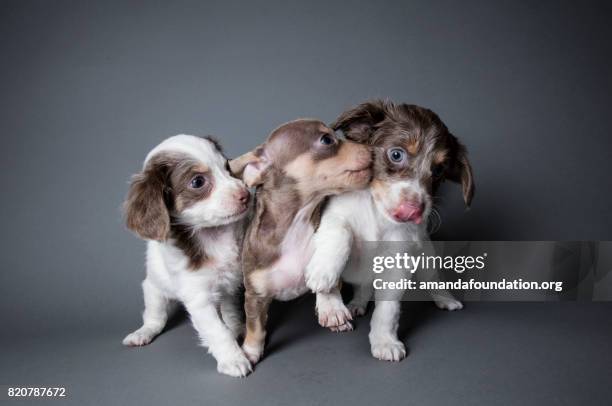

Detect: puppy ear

[331,100,388,143]
[446,134,475,207]
[229,146,270,187]
[124,161,171,241]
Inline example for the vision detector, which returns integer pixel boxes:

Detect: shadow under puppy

[229,119,372,365]
[305,100,474,361]
[123,135,253,377]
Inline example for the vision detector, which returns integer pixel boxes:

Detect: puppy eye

[387,148,407,163]
[432,165,444,178]
[190,175,206,189]
[320,135,334,145]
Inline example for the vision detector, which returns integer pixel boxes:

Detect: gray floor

[2,300,611,406]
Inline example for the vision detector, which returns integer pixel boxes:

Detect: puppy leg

[305,216,352,293]
[347,282,372,317]
[123,279,175,346]
[369,300,406,362]
[242,293,271,365]
[315,284,353,332]
[220,294,244,339]
[416,239,463,310]
[185,298,252,378]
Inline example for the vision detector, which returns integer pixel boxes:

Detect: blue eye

[320,135,334,145]
[387,148,406,163]
[190,175,206,189]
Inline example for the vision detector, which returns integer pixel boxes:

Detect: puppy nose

[236,188,250,204]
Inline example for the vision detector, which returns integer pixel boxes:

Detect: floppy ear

[331,100,388,143]
[446,134,475,207]
[124,162,171,241]
[229,146,270,188]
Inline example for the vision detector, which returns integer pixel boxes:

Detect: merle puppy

[230,119,372,365]
[305,100,474,361]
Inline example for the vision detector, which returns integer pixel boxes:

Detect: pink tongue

[393,202,423,223]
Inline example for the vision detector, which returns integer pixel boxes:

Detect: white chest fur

[322,190,427,284]
[264,202,318,301]
[147,224,243,302]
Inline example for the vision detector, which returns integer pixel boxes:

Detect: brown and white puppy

[305,100,474,361]
[123,134,253,377]
[229,119,372,365]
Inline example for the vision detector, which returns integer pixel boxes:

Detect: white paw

[216,351,252,378]
[347,301,367,317]
[242,343,263,365]
[317,301,353,331]
[434,297,464,311]
[371,339,407,362]
[306,267,338,293]
[122,329,156,346]
[329,322,354,332]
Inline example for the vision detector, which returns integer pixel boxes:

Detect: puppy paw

[305,267,338,293]
[347,301,368,317]
[371,339,407,362]
[242,343,264,365]
[329,322,354,332]
[122,328,157,346]
[217,352,252,378]
[317,301,353,331]
[434,297,464,311]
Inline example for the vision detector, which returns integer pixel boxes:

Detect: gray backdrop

[1,1,611,405]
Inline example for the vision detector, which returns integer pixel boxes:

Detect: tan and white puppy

[122,135,253,377]
[229,119,372,365]
[305,101,474,361]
